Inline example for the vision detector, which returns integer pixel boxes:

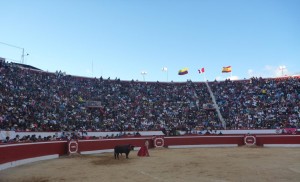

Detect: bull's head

[129,144,134,150]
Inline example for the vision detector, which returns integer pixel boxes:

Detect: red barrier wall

[164,136,245,146]
[1,135,300,168]
[79,137,154,152]
[0,141,67,164]
[256,135,300,146]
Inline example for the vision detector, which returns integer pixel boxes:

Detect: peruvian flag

[198,67,205,74]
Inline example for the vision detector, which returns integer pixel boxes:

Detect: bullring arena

[1,134,300,182]
[0,60,300,181]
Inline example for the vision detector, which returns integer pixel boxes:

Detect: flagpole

[162,67,168,82]
[198,68,206,82]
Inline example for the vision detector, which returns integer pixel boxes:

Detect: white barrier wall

[1,129,299,141]
[0,131,164,140]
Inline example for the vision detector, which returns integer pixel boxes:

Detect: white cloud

[247,65,290,79]
[264,65,289,77]
[227,75,239,80]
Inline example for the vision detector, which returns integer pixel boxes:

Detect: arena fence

[1,135,300,171]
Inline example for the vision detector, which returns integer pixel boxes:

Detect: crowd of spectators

[0,130,144,144]
[0,60,218,134]
[210,77,300,129]
[0,60,299,137]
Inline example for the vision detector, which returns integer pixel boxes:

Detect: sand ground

[0,147,300,182]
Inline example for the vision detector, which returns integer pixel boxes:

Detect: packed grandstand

[0,60,299,142]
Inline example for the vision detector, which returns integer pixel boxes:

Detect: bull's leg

[114,152,120,160]
[126,152,129,159]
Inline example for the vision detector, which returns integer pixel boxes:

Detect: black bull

[114,144,134,159]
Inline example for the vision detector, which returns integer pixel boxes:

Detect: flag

[222,66,232,73]
[162,67,168,72]
[198,68,205,74]
[178,68,188,75]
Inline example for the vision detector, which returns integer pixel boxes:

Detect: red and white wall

[1,135,300,171]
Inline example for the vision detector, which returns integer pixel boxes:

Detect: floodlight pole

[0,41,26,64]
[165,69,169,81]
[22,48,25,64]
[162,67,168,81]
[141,71,147,81]
[167,71,168,82]
[279,66,286,76]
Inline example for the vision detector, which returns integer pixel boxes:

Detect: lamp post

[0,41,28,64]
[279,65,286,76]
[141,71,147,81]
[162,67,168,81]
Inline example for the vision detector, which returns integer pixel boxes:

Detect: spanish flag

[222,66,232,73]
[178,68,188,75]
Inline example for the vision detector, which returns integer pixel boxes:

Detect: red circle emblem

[68,141,78,154]
[154,137,164,148]
[244,136,256,146]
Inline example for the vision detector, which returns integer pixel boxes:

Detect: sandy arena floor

[0,147,300,182]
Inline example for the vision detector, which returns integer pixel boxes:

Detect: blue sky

[0,0,299,82]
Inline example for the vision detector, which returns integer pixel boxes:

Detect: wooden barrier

[0,141,67,170]
[1,135,300,170]
[256,135,300,147]
[164,135,245,147]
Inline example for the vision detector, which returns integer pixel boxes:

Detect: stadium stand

[210,77,300,129]
[0,60,299,143]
